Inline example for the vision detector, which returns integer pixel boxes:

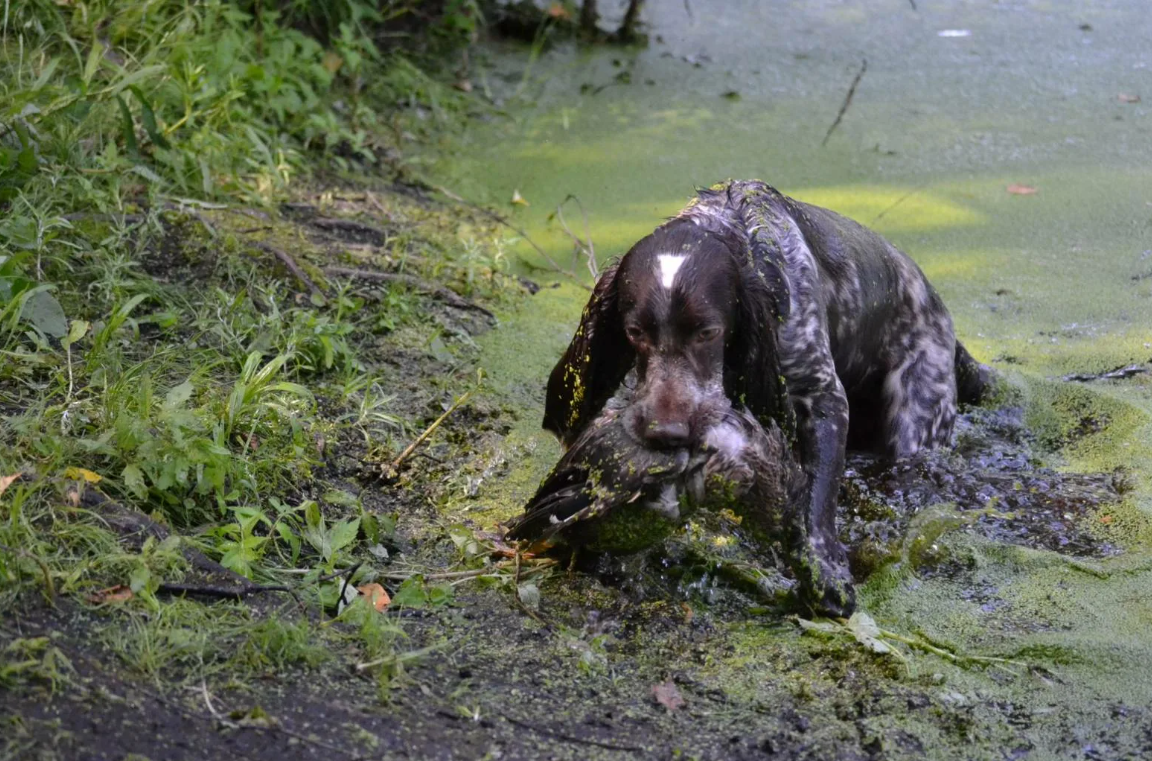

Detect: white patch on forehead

[657,254,688,289]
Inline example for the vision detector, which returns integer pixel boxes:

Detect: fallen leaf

[1006,184,1038,195]
[87,585,133,604]
[453,79,473,93]
[357,583,391,613]
[321,51,343,75]
[1100,514,1114,525]
[652,681,685,712]
[64,467,102,484]
[0,473,21,498]
[1118,93,1141,104]
[680,602,694,623]
[846,612,892,654]
[510,189,530,206]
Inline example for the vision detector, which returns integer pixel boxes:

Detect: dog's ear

[720,216,796,440]
[543,262,635,447]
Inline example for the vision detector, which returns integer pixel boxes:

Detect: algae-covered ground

[4,1,1152,759]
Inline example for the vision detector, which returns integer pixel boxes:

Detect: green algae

[422,1,1152,756]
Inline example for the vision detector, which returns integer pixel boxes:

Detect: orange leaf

[87,585,133,604]
[357,583,391,613]
[1006,184,1038,195]
[1099,514,1114,525]
[652,681,685,712]
[1118,93,1141,104]
[0,473,21,498]
[547,3,570,19]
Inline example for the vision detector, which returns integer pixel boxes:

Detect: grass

[0,0,521,696]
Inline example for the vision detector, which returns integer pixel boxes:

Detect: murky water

[432,0,1152,740]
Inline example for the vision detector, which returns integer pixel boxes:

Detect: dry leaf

[1118,93,1141,104]
[1006,184,1038,195]
[453,80,473,93]
[651,681,685,712]
[510,190,530,206]
[357,583,391,613]
[1100,514,1114,525]
[321,51,344,75]
[0,473,21,498]
[88,585,133,604]
[64,467,102,484]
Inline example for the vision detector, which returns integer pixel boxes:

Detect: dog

[508,374,804,554]
[541,180,989,616]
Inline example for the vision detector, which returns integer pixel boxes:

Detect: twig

[683,0,694,22]
[157,581,293,599]
[822,58,868,147]
[870,182,928,225]
[428,183,591,291]
[555,194,598,280]
[309,216,388,243]
[1063,363,1149,383]
[323,266,496,319]
[251,241,324,297]
[908,0,917,10]
[388,390,474,474]
[499,712,645,754]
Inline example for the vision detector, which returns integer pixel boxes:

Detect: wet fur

[542,180,989,616]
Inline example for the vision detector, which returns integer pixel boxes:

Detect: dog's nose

[644,421,691,449]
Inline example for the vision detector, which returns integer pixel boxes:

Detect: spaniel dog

[542,180,989,616]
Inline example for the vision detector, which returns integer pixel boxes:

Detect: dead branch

[499,712,645,753]
[251,241,325,297]
[157,581,293,600]
[555,194,599,280]
[309,216,389,243]
[323,266,496,319]
[386,390,474,477]
[1064,363,1149,383]
[822,59,868,147]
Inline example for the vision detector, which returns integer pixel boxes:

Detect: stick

[389,390,474,474]
[500,712,645,753]
[822,59,868,147]
[1063,364,1149,383]
[323,266,495,319]
[251,241,324,297]
[156,581,293,599]
[555,194,598,280]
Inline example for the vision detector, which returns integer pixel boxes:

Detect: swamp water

[426,1,1152,756]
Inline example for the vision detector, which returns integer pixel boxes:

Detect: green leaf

[62,319,89,349]
[122,464,147,498]
[116,95,139,156]
[328,517,361,553]
[322,489,360,508]
[128,86,171,149]
[164,380,194,409]
[129,565,152,594]
[21,289,68,338]
[83,40,105,86]
[391,576,427,608]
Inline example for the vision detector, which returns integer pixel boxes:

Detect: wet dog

[541,180,989,616]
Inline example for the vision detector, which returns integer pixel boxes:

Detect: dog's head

[544,218,788,450]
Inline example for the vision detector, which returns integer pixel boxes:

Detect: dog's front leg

[787,382,856,618]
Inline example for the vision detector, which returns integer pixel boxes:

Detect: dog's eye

[696,327,722,342]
